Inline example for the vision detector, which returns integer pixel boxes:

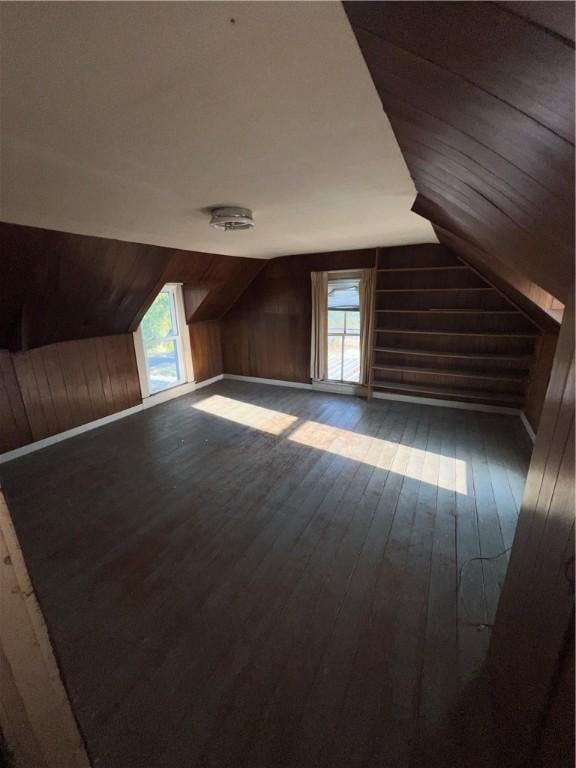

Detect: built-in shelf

[372,380,524,404]
[375,309,520,315]
[373,346,533,362]
[377,265,468,273]
[375,287,495,293]
[371,363,529,383]
[374,328,538,338]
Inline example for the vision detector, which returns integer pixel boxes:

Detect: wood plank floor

[0,381,532,768]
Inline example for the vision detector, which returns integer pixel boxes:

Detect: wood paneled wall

[0,352,32,453]
[0,335,141,450]
[524,334,558,433]
[0,223,173,351]
[344,1,575,306]
[164,252,264,324]
[0,223,263,353]
[189,322,223,383]
[488,291,575,766]
[222,249,376,382]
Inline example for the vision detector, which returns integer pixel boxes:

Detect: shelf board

[377,265,468,273]
[371,380,524,404]
[371,363,529,383]
[373,346,533,362]
[374,328,538,338]
[375,309,520,315]
[375,287,494,293]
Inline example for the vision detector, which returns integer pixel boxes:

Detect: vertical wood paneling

[488,290,575,766]
[189,322,223,383]
[11,335,141,444]
[0,351,32,453]
[523,333,558,433]
[222,249,376,382]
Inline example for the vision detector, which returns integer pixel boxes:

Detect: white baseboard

[223,374,313,390]
[311,380,367,397]
[223,374,363,397]
[0,375,224,465]
[0,371,527,464]
[372,390,521,415]
[224,374,522,416]
[0,404,144,464]
[140,375,223,409]
[520,412,536,442]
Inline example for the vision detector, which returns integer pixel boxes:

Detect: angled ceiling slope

[0,223,263,352]
[344,1,575,318]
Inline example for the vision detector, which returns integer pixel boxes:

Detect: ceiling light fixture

[209,206,255,232]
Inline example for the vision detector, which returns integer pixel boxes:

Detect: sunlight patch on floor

[192,395,468,495]
[193,395,297,435]
[289,421,468,494]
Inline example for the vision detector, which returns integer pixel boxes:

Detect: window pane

[328,309,345,334]
[345,310,360,335]
[328,278,360,309]
[145,340,181,393]
[141,291,176,341]
[343,335,360,383]
[327,335,343,380]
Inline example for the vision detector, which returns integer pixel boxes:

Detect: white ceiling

[0,2,436,258]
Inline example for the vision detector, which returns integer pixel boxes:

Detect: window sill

[141,381,196,408]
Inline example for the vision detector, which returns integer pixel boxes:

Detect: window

[327,277,361,383]
[137,284,187,395]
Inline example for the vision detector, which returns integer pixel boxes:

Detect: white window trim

[326,272,362,385]
[133,283,194,401]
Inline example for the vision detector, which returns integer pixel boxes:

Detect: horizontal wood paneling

[189,322,223,383]
[12,335,141,443]
[344,1,575,305]
[488,291,575,766]
[222,249,376,382]
[0,351,32,453]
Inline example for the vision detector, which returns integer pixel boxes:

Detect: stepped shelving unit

[366,247,542,408]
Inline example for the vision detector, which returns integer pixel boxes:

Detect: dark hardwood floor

[0,381,532,768]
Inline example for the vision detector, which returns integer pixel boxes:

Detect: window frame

[326,272,362,384]
[133,283,194,399]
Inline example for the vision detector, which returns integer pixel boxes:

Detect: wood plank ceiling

[344,1,575,309]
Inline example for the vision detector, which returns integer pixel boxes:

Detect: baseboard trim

[372,390,522,415]
[224,374,522,415]
[0,372,525,463]
[140,374,222,409]
[223,374,313,389]
[311,380,367,396]
[0,375,224,464]
[223,374,364,396]
[520,411,536,443]
[0,404,145,464]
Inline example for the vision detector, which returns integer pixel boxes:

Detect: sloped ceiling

[344,1,575,306]
[0,1,434,258]
[0,222,262,352]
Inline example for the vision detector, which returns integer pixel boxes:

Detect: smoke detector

[209,206,255,231]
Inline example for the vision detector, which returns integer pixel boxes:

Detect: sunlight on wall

[193,395,297,436]
[192,396,468,495]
